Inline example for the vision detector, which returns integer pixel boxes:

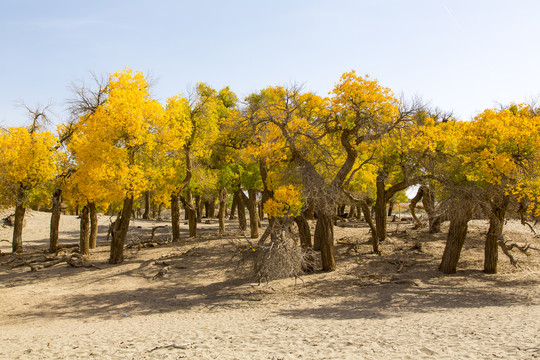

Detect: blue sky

[1,0,540,127]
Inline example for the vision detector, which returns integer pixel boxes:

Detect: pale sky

[1,0,540,127]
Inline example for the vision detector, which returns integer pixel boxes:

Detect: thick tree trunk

[89,202,98,249]
[218,188,228,236]
[79,205,90,257]
[439,204,472,274]
[143,191,150,219]
[235,189,247,231]
[49,188,62,253]
[109,196,134,264]
[12,200,26,253]
[304,201,315,220]
[314,213,336,271]
[484,196,508,274]
[242,190,259,238]
[171,193,181,242]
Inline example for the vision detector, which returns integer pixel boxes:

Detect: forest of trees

[1,68,539,276]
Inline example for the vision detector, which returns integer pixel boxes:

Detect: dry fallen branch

[152,266,170,280]
[148,343,193,352]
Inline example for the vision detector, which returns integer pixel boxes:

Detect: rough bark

[218,188,228,236]
[89,201,98,249]
[295,214,314,272]
[409,186,424,229]
[242,189,259,239]
[143,191,150,219]
[387,199,394,217]
[229,193,238,220]
[182,191,197,237]
[360,200,379,254]
[484,196,509,274]
[171,193,181,242]
[195,195,202,223]
[109,196,134,264]
[314,213,335,271]
[374,172,387,245]
[79,205,90,257]
[439,203,473,274]
[49,188,62,253]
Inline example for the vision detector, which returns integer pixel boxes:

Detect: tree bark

[360,200,379,254]
[109,196,134,264]
[182,191,197,237]
[229,192,238,220]
[171,193,181,242]
[195,195,202,223]
[89,201,98,249]
[79,205,90,257]
[12,186,26,253]
[484,195,509,274]
[235,189,247,231]
[143,191,150,219]
[387,199,394,217]
[242,189,259,238]
[295,214,313,272]
[439,203,472,274]
[314,213,335,271]
[49,188,62,253]
[374,172,387,246]
[218,188,228,236]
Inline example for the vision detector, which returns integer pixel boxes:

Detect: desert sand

[1,210,539,359]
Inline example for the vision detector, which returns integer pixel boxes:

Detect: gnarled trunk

[360,200,379,254]
[109,196,134,264]
[79,205,90,257]
[89,202,98,249]
[295,214,313,272]
[439,202,473,274]
[235,189,247,231]
[484,196,509,274]
[49,188,62,253]
[171,193,181,242]
[314,213,335,271]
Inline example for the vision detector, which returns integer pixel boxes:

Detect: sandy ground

[1,210,539,359]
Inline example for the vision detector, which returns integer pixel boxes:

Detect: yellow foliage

[264,185,303,217]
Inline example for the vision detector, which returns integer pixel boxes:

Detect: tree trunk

[439,205,472,274]
[218,188,228,236]
[182,191,197,237]
[109,196,134,264]
[374,173,387,245]
[314,213,335,271]
[387,199,394,217]
[12,188,26,253]
[242,189,259,239]
[89,202,98,249]
[229,192,238,220]
[143,191,150,219]
[157,203,162,220]
[171,193,181,242]
[235,189,247,231]
[79,205,90,257]
[484,196,508,274]
[195,195,202,223]
[360,200,379,254]
[295,214,313,272]
[49,188,62,253]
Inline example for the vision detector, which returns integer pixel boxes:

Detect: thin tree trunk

[157,203,162,220]
[218,188,227,236]
[360,200,379,254]
[409,186,424,229]
[295,214,314,272]
[79,205,90,257]
[182,191,197,237]
[89,201,98,249]
[242,189,259,238]
[314,213,335,271]
[229,192,238,220]
[484,196,508,274]
[143,191,150,219]
[12,191,26,253]
[387,199,394,217]
[49,188,62,253]
[195,195,202,223]
[171,193,181,242]
[374,173,387,245]
[109,196,134,264]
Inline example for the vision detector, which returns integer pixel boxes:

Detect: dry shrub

[230,222,316,283]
